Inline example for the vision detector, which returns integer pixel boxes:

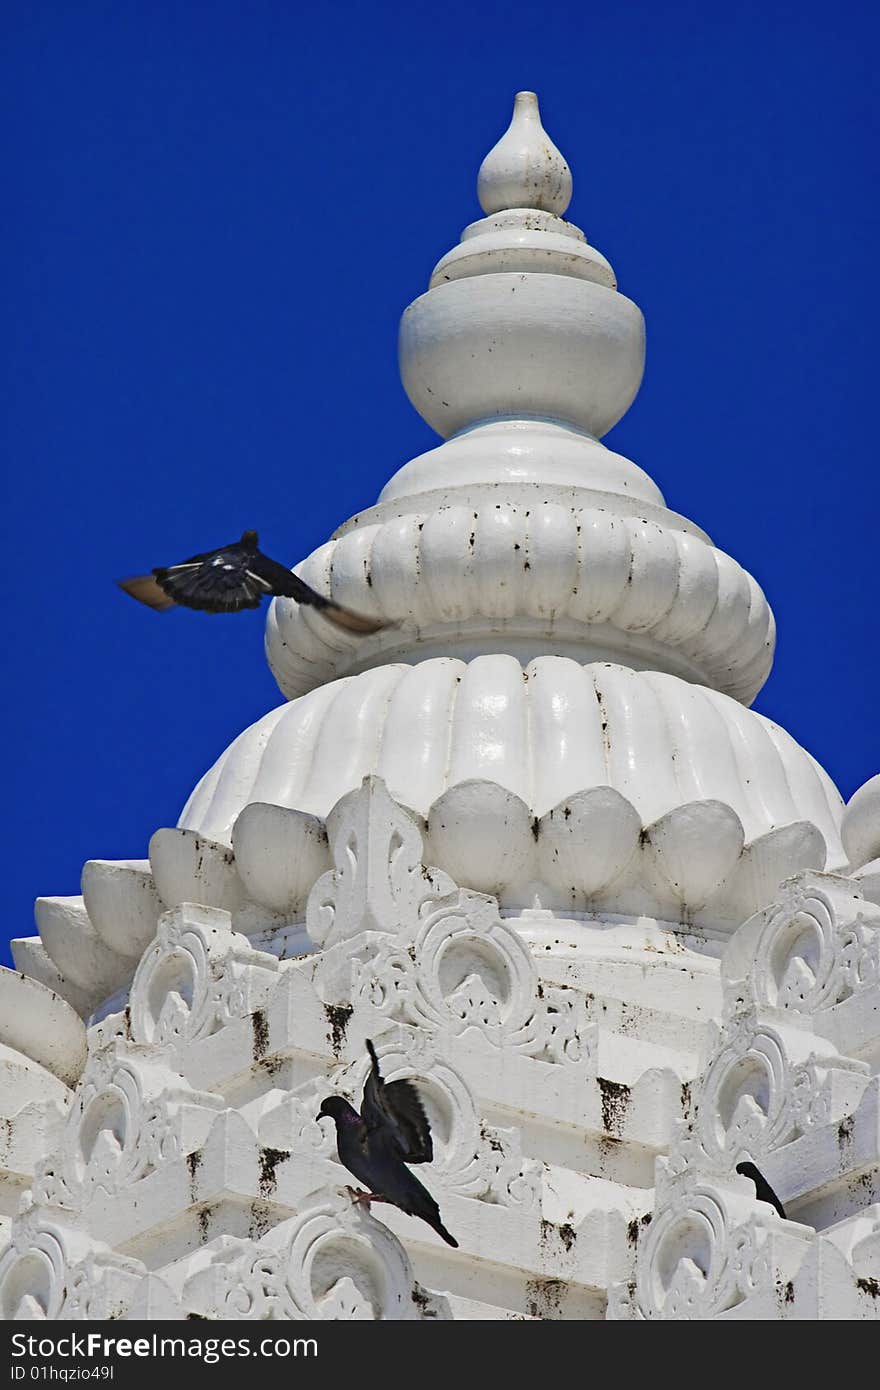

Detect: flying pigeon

[736,1160,787,1219]
[118,530,386,633]
[319,1040,458,1248]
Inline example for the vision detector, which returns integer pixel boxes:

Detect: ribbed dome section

[179,657,845,864]
[267,503,774,705]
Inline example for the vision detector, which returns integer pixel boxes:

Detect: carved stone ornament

[310,777,595,1064]
[671,1014,869,1174]
[33,1042,223,1208]
[630,1178,809,1320]
[182,1193,449,1320]
[0,1210,143,1322]
[306,778,456,949]
[129,903,278,1046]
[725,873,880,1016]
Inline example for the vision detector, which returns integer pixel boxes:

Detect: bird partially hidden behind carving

[118,530,386,633]
[319,1040,458,1248]
[736,1160,787,1219]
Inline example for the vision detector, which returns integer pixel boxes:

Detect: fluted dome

[179,657,845,866]
[267,498,774,705]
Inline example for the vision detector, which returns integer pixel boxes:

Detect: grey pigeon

[319,1040,458,1247]
[736,1160,786,1219]
[119,529,385,633]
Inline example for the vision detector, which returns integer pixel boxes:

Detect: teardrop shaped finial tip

[477,91,573,217]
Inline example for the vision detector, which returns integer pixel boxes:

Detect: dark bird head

[240,530,259,549]
[735,1158,786,1218]
[318,1095,360,1126]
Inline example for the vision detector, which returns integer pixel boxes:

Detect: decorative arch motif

[129,903,278,1046]
[0,1212,143,1322]
[621,1168,813,1321]
[0,1222,67,1321]
[33,1043,223,1208]
[348,888,593,1063]
[637,1189,770,1320]
[183,1195,448,1320]
[741,875,880,1015]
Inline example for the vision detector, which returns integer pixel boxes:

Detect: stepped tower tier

[3,93,877,1323]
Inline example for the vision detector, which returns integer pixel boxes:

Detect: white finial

[477,91,572,216]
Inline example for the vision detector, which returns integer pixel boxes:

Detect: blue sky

[3,2,878,966]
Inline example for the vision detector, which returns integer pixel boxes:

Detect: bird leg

[345,1187,391,1208]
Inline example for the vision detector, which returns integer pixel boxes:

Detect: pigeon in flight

[119,530,386,634]
[319,1040,458,1248]
[736,1160,787,1219]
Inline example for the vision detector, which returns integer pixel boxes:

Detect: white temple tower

[2,93,878,1321]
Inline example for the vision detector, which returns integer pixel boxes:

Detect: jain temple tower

[1,93,879,1321]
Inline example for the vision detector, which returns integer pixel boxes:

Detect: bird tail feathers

[435,1220,458,1248]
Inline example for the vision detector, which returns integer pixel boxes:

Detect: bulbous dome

[179,656,845,866]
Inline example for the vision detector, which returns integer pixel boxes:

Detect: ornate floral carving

[0,1211,143,1322]
[306,778,456,949]
[669,1014,869,1177]
[129,903,278,1047]
[33,1043,223,1209]
[742,875,880,1015]
[631,1178,808,1320]
[0,1218,68,1321]
[349,888,592,1058]
[304,790,589,1067]
[182,1194,449,1320]
[258,1080,339,1162]
[700,1023,820,1163]
[308,779,595,1065]
[60,1250,147,1321]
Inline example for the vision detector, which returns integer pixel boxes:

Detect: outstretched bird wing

[119,536,269,614]
[362,1040,434,1164]
[156,542,270,612]
[119,533,387,632]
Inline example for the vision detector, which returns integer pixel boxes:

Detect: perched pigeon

[319,1040,458,1248]
[119,530,385,633]
[736,1160,787,1219]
